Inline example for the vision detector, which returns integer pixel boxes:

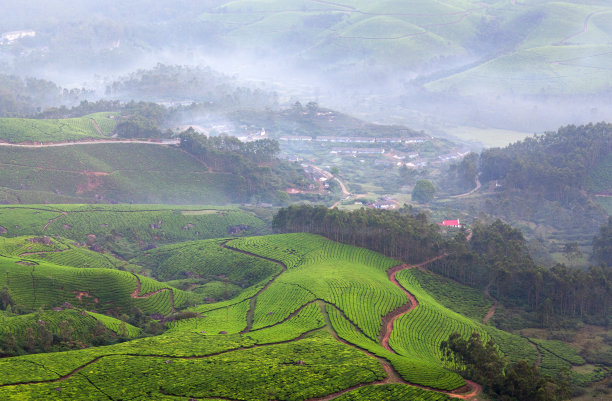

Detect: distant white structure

[1,30,36,44]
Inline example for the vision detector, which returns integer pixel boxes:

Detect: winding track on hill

[220,243,482,399]
[0,139,180,147]
[129,273,176,312]
[482,282,498,325]
[220,240,288,333]
[450,176,481,198]
[0,240,482,399]
[378,255,482,399]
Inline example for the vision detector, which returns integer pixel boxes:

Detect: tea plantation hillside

[0,143,251,204]
[198,0,612,98]
[0,221,596,399]
[0,204,267,258]
[0,113,118,143]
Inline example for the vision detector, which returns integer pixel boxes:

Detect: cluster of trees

[593,216,612,266]
[179,129,280,168]
[430,220,612,326]
[272,205,444,263]
[273,203,612,326]
[180,130,304,203]
[0,74,94,117]
[441,332,570,401]
[0,319,118,357]
[105,64,279,110]
[480,123,612,204]
[38,100,174,139]
[412,179,436,203]
[439,152,479,195]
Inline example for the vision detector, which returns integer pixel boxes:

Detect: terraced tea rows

[0,205,266,245]
[0,113,117,143]
[0,256,189,315]
[0,309,140,339]
[0,229,579,399]
[134,238,280,285]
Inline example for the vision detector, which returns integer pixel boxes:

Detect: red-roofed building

[440,220,461,228]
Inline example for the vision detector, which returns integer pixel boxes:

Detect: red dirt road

[380,264,419,352]
[380,256,483,399]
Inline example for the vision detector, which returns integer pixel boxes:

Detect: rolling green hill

[195,0,612,99]
[0,228,596,399]
[0,143,252,204]
[0,204,267,259]
[0,113,118,143]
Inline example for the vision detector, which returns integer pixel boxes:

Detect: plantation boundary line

[317,303,478,400]
[129,273,176,311]
[523,337,543,368]
[89,119,104,136]
[217,243,482,399]
[381,255,483,399]
[0,328,324,389]
[43,212,68,231]
[78,372,114,401]
[249,299,321,332]
[482,281,498,325]
[220,240,288,334]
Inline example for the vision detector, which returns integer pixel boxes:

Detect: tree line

[273,206,612,327]
[441,332,571,401]
[179,130,305,203]
[480,123,612,204]
[272,204,444,263]
[430,219,612,327]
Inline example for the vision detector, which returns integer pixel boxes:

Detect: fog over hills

[1,0,612,141]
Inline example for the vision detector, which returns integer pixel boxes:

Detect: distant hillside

[196,0,612,98]
[449,122,611,261]
[0,139,305,205]
[0,112,117,143]
[0,204,268,259]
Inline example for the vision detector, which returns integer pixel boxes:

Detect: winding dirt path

[378,256,483,399]
[451,176,481,198]
[214,244,481,400]
[0,139,180,148]
[380,264,418,351]
[524,337,543,368]
[379,254,449,353]
[558,11,605,45]
[90,118,104,136]
[129,273,176,312]
[220,241,288,333]
[482,282,498,325]
[42,212,68,232]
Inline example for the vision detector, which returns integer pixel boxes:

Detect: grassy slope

[0,204,266,243]
[0,113,118,143]
[0,231,593,398]
[0,255,190,315]
[203,0,612,96]
[0,144,245,204]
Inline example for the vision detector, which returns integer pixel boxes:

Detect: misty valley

[0,1,611,400]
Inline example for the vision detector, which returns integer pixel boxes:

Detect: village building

[404,136,430,144]
[279,135,312,141]
[376,137,403,143]
[330,148,385,155]
[439,220,462,228]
